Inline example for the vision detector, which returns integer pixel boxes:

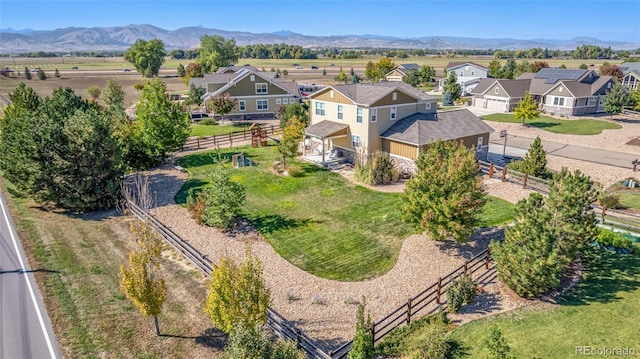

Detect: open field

[175,145,515,281]
[1,178,225,359]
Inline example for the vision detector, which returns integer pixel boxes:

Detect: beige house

[190,66,301,120]
[305,82,492,172]
[384,63,421,82]
[470,78,532,112]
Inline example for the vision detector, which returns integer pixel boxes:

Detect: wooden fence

[126,200,330,358]
[479,160,640,232]
[181,124,281,152]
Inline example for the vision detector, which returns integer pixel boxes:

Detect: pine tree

[37,69,46,80]
[190,165,246,229]
[177,63,185,77]
[443,72,462,101]
[120,221,166,336]
[348,297,374,359]
[485,326,514,359]
[54,68,60,78]
[521,136,547,177]
[24,66,32,80]
[204,246,271,334]
[512,92,540,126]
[400,140,486,243]
[490,193,563,297]
[442,91,454,106]
[488,59,502,78]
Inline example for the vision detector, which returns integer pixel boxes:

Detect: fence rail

[622,108,640,117]
[181,124,281,152]
[126,200,329,358]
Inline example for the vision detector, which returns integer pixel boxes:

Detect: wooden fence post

[489,163,494,178]
[523,173,528,189]
[370,322,376,347]
[436,277,442,304]
[464,261,468,274]
[197,137,200,149]
[501,167,507,182]
[406,297,412,325]
[243,128,247,140]
[485,248,491,269]
[295,329,301,349]
[212,134,216,147]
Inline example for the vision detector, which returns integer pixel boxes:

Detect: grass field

[605,180,640,211]
[175,145,515,281]
[481,113,622,135]
[1,178,225,359]
[190,122,253,137]
[447,250,640,358]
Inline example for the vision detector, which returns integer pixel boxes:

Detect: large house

[438,62,490,95]
[471,68,615,116]
[384,63,422,82]
[305,82,493,173]
[189,66,301,120]
[620,62,640,91]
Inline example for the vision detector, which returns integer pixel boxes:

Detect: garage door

[486,99,507,112]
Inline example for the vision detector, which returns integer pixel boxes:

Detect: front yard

[175,145,515,281]
[481,113,621,135]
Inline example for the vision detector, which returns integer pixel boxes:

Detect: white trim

[256,99,269,110]
[371,108,377,123]
[276,98,281,105]
[390,106,397,120]
[337,104,344,120]
[238,100,246,111]
[255,83,268,94]
[356,107,363,124]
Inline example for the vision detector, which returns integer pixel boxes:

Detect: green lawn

[605,180,640,211]
[446,251,640,358]
[176,146,515,281]
[190,122,253,137]
[482,113,621,135]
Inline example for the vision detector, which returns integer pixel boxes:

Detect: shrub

[353,152,400,185]
[189,165,246,229]
[376,314,452,358]
[223,324,272,359]
[199,118,218,126]
[348,297,374,359]
[485,326,514,359]
[287,164,304,177]
[596,229,634,251]
[404,321,450,359]
[446,273,477,313]
[186,188,206,224]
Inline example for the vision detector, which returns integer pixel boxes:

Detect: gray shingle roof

[469,78,496,95]
[305,120,348,138]
[329,82,435,105]
[469,78,531,98]
[380,109,494,146]
[620,62,640,76]
[446,61,489,71]
[400,63,421,70]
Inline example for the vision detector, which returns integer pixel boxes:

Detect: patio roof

[305,120,349,138]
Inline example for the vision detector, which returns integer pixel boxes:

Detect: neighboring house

[470,68,615,116]
[470,78,532,112]
[438,62,489,94]
[305,82,492,173]
[190,66,301,120]
[620,62,640,91]
[384,63,421,82]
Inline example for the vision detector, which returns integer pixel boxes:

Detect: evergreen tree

[348,297,374,359]
[120,221,166,336]
[37,69,46,80]
[102,77,127,114]
[400,140,486,243]
[403,69,421,86]
[443,72,462,101]
[177,63,185,77]
[603,82,630,119]
[485,326,514,359]
[322,68,327,76]
[490,193,563,297]
[24,66,32,80]
[501,58,517,79]
[442,91,454,106]
[488,59,502,78]
[54,68,61,78]
[204,247,271,334]
[512,92,540,126]
[184,83,206,106]
[521,136,547,178]
[189,165,246,229]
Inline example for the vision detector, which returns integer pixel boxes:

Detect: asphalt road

[0,192,61,359]
[489,133,640,170]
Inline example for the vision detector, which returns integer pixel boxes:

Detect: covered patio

[303,120,349,166]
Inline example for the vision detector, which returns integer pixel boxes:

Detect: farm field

[175,145,515,281]
[0,178,225,359]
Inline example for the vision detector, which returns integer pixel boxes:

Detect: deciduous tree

[120,221,166,336]
[198,35,239,73]
[204,247,270,333]
[400,140,486,243]
[603,82,631,119]
[278,116,305,168]
[512,92,539,126]
[277,101,309,128]
[207,92,237,121]
[599,63,623,80]
[124,38,166,77]
[87,85,101,101]
[102,77,126,114]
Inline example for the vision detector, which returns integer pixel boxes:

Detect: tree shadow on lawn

[557,251,640,306]
[193,327,228,350]
[174,179,208,205]
[247,213,321,235]
[176,150,247,169]
[529,122,559,129]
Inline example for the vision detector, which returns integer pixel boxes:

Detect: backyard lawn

[481,113,621,135]
[605,180,640,211]
[175,145,515,281]
[447,250,640,358]
[190,122,253,137]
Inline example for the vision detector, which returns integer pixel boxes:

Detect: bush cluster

[199,118,218,126]
[375,312,452,359]
[446,274,477,313]
[353,151,400,185]
[596,229,634,252]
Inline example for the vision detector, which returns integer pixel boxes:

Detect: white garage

[485,99,508,112]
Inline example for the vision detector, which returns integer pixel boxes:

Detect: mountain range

[0,24,637,53]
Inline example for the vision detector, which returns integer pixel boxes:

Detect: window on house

[371,108,377,122]
[276,98,281,105]
[460,71,464,76]
[352,135,361,148]
[392,92,397,100]
[330,90,334,98]
[426,102,431,110]
[559,87,563,92]
[239,100,246,111]
[553,97,565,106]
[337,105,344,120]
[495,87,499,94]
[283,98,289,104]
[356,108,363,123]
[256,99,268,110]
[315,101,325,116]
[250,75,255,81]
[471,71,475,76]
[391,106,397,120]
[255,83,268,94]
[559,98,564,106]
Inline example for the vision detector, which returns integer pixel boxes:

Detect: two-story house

[620,62,640,91]
[438,62,490,95]
[305,82,493,173]
[190,66,301,120]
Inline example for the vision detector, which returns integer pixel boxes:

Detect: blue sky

[0,0,638,42]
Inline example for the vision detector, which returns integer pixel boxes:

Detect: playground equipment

[250,122,268,148]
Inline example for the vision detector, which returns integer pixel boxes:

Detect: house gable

[371,89,419,107]
[545,82,577,98]
[223,72,290,97]
[311,87,354,105]
[485,82,511,99]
